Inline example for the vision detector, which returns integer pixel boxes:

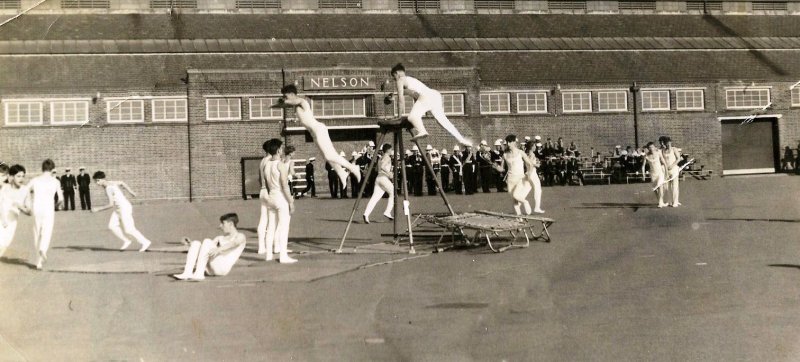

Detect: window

[318,0,361,8]
[641,90,670,111]
[152,99,187,122]
[480,93,510,114]
[474,0,514,9]
[597,91,628,112]
[3,101,43,126]
[149,0,196,8]
[675,90,705,110]
[107,100,144,123]
[548,0,586,10]
[619,1,655,10]
[249,97,283,120]
[399,0,439,9]
[51,101,89,125]
[235,0,280,8]
[400,93,464,116]
[791,88,800,107]
[753,1,787,11]
[687,1,722,11]
[206,98,241,121]
[442,93,465,115]
[562,92,592,113]
[310,97,366,118]
[0,0,21,9]
[725,88,770,109]
[61,0,110,8]
[517,92,548,114]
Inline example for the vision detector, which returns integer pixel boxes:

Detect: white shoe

[383,213,394,220]
[279,255,298,264]
[35,259,43,270]
[658,203,667,208]
[265,253,274,261]
[172,273,192,280]
[411,132,429,141]
[188,275,205,281]
[674,202,682,207]
[120,241,131,250]
[138,241,151,252]
[533,209,545,214]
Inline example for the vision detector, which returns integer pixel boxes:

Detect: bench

[626,171,650,184]
[582,172,611,185]
[685,169,713,180]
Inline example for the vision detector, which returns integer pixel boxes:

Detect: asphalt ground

[1,175,799,361]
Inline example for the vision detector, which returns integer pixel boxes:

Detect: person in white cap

[391,63,472,147]
[363,143,395,224]
[440,149,451,192]
[449,145,463,194]
[279,85,361,189]
[409,144,424,196]
[77,166,92,210]
[425,145,439,196]
[492,139,506,192]
[477,140,493,193]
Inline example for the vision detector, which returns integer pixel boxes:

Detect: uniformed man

[325,161,339,199]
[349,151,360,198]
[302,157,316,197]
[425,145,439,196]
[60,168,77,211]
[77,167,92,210]
[409,145,424,196]
[440,149,451,192]
[491,139,506,192]
[461,144,477,195]
[476,140,493,193]
[450,146,463,194]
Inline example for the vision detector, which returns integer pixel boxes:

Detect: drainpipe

[630,82,640,149]
[184,72,193,202]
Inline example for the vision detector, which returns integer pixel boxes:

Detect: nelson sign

[303,76,376,91]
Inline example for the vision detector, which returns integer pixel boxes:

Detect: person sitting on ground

[173,213,246,281]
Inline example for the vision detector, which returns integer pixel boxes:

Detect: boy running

[0,164,31,258]
[26,159,63,269]
[91,171,152,252]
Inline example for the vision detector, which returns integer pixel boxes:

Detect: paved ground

[1,175,799,361]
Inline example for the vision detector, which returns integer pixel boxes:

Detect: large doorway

[720,116,780,175]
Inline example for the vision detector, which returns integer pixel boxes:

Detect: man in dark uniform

[303,157,316,197]
[461,144,477,195]
[491,139,506,192]
[325,161,339,199]
[349,151,360,199]
[61,168,77,211]
[77,167,92,210]
[408,145,424,197]
[476,140,493,193]
[450,146,463,194]
[440,149,451,192]
[424,145,438,196]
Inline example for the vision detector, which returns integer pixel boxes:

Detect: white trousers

[0,220,18,258]
[665,167,680,205]
[364,176,394,217]
[308,121,360,185]
[528,172,543,211]
[257,189,271,253]
[32,211,54,261]
[266,191,291,257]
[408,91,468,143]
[108,206,151,247]
[180,239,235,278]
[506,175,532,215]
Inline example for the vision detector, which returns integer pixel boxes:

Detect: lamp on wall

[551,84,561,95]
[91,92,100,104]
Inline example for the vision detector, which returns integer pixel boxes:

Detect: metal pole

[630,82,640,149]
[410,135,456,216]
[185,72,193,202]
[397,132,415,254]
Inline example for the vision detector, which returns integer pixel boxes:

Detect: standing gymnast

[642,142,668,208]
[363,143,395,224]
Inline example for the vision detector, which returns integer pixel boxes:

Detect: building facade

[1,13,798,201]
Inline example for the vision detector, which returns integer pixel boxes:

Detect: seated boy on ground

[173,213,246,281]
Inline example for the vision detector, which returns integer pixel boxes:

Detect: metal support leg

[397,132,415,254]
[408,132,456,216]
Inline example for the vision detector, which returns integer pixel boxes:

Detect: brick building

[1,11,799,201]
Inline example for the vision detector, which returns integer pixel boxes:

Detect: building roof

[1,14,800,40]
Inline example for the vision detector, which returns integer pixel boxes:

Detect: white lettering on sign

[304,76,374,90]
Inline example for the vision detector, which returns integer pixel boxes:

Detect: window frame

[50,100,90,126]
[151,98,188,123]
[725,88,771,110]
[205,97,242,121]
[309,96,367,119]
[675,89,706,111]
[596,90,629,113]
[516,92,549,114]
[3,100,44,126]
[248,97,284,120]
[106,99,145,124]
[561,91,593,113]
[479,92,511,115]
[640,90,671,112]
[791,87,800,108]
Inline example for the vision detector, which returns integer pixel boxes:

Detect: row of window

[3,88,796,126]
[0,0,788,11]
